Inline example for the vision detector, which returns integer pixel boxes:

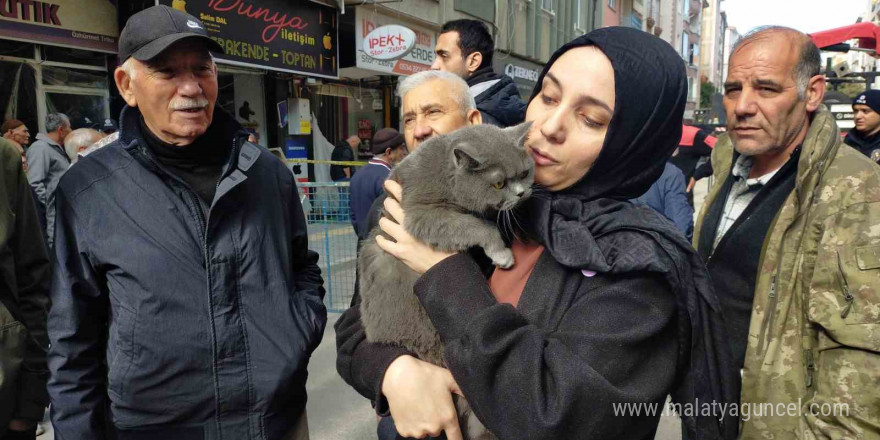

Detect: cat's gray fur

[359,122,533,440]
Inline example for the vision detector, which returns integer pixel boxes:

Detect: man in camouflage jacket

[695,27,880,439]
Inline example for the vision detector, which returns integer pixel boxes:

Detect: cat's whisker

[509,210,525,241]
[506,212,516,243]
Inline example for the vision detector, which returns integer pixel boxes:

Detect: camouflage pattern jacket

[694,108,880,439]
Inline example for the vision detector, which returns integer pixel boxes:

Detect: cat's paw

[487,248,514,269]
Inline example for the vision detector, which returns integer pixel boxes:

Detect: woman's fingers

[375,234,399,258]
[384,179,403,201]
[378,216,407,241]
[382,356,463,440]
[383,196,406,225]
[443,422,464,440]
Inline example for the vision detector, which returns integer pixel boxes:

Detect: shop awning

[809,22,880,51]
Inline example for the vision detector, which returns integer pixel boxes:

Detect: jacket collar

[35,132,61,147]
[368,157,392,170]
[118,105,258,205]
[791,107,840,208]
[465,66,502,88]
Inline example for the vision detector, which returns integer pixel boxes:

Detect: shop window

[41,46,107,68]
[0,40,35,59]
[43,66,108,89]
[217,71,267,147]
[0,61,39,136]
[46,92,109,130]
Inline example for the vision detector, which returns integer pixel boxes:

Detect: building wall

[699,0,720,86]
[722,26,740,82]
[496,0,598,64]
[656,0,702,113]
[605,0,622,26]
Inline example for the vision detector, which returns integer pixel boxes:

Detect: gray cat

[359,122,534,440]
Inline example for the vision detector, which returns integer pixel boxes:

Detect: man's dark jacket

[48,106,327,440]
[0,138,51,435]
[348,159,391,236]
[330,141,355,181]
[844,129,880,162]
[466,67,527,127]
[632,162,694,240]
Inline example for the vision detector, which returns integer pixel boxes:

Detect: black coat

[844,129,880,162]
[48,106,327,440]
[467,68,527,128]
[337,248,678,439]
[0,139,51,430]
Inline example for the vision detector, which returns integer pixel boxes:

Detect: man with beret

[348,128,407,236]
[846,89,880,163]
[47,5,326,440]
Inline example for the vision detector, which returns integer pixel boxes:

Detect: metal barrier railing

[300,181,358,313]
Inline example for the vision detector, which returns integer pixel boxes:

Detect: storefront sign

[158,0,338,78]
[357,119,372,140]
[355,8,435,76]
[362,24,416,61]
[0,0,118,52]
[830,103,855,130]
[494,53,544,100]
[504,63,540,83]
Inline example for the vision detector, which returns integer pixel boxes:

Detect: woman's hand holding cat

[382,355,464,440]
[376,180,456,274]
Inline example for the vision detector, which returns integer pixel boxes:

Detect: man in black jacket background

[845,89,880,163]
[430,19,526,127]
[48,6,326,440]
[0,138,51,440]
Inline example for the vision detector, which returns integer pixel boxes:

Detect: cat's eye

[493,181,505,189]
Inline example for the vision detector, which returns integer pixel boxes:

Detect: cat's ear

[505,121,533,147]
[452,145,483,170]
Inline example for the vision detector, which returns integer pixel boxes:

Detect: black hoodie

[466,66,527,127]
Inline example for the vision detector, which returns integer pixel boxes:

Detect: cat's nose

[516,189,525,197]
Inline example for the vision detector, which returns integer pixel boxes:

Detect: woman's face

[525,46,615,191]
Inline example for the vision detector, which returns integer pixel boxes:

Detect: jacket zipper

[835,251,855,319]
[137,135,242,430]
[754,145,832,375]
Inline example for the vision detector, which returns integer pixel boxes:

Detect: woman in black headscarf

[345,27,738,440]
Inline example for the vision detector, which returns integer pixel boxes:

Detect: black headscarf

[522,27,739,439]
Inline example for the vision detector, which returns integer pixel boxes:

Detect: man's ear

[114,67,138,107]
[466,108,483,125]
[465,51,482,76]
[805,74,826,113]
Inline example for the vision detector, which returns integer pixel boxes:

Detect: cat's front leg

[484,245,514,269]
[405,208,513,268]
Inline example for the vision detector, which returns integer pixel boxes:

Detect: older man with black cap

[47,6,326,440]
[348,128,406,237]
[846,89,880,162]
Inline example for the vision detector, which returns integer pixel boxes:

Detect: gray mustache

[170,98,208,111]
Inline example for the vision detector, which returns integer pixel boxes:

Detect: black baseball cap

[118,5,224,62]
